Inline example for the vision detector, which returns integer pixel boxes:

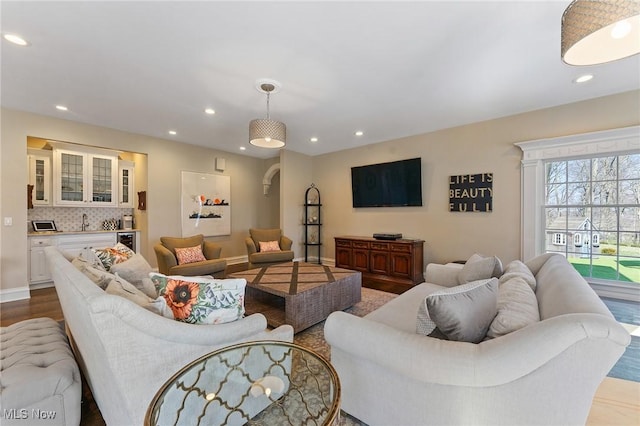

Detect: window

[543,154,639,283]
[516,126,639,298]
[553,233,566,245]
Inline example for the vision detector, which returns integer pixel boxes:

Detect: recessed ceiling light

[168,130,177,135]
[310,137,318,143]
[239,146,246,151]
[204,108,215,115]
[3,33,29,46]
[355,131,364,136]
[574,74,594,84]
[55,105,68,111]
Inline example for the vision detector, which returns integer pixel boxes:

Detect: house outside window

[516,127,640,300]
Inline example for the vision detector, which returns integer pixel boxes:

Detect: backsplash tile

[28,207,134,233]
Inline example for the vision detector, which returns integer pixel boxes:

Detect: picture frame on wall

[449,172,493,212]
[181,171,230,236]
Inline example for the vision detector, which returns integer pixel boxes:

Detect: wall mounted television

[351,157,423,208]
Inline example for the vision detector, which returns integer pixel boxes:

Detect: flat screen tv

[351,158,422,208]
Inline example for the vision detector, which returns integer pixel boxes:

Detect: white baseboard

[590,282,640,302]
[30,281,54,290]
[0,286,31,303]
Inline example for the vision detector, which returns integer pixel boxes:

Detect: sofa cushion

[458,255,500,284]
[150,273,246,324]
[259,240,281,252]
[487,276,540,339]
[93,242,135,271]
[425,278,499,343]
[499,260,536,291]
[467,253,503,278]
[175,245,207,265]
[109,253,157,298]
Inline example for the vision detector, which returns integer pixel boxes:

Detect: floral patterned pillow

[174,245,207,265]
[259,240,280,252]
[149,273,246,324]
[93,242,135,271]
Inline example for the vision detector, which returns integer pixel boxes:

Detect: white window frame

[515,126,640,301]
[553,233,566,246]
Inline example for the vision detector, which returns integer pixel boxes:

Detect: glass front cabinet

[53,147,118,207]
[118,160,135,208]
[27,149,52,206]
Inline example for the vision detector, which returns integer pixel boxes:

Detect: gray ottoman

[0,317,81,425]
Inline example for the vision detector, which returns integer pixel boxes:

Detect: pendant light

[249,80,286,148]
[561,0,640,65]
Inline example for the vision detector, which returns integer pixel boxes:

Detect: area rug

[293,287,397,360]
[290,286,396,426]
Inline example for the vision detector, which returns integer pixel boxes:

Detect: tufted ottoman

[0,317,81,425]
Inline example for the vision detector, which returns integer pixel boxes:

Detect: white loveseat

[45,246,294,425]
[325,253,630,426]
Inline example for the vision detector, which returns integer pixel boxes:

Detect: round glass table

[145,341,341,425]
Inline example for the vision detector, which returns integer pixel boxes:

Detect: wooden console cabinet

[335,236,424,290]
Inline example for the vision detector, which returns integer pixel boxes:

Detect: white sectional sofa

[45,246,294,425]
[325,253,631,426]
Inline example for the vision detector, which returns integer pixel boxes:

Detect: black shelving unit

[304,184,322,263]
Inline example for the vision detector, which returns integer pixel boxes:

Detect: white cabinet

[56,233,116,259]
[29,236,56,284]
[118,160,135,208]
[27,149,52,206]
[53,147,118,207]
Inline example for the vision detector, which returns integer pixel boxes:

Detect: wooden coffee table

[230,261,361,333]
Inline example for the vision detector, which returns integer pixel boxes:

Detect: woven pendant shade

[249,118,286,148]
[561,0,640,65]
[249,80,286,148]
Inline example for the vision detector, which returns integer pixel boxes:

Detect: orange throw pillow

[175,245,207,265]
[259,240,281,252]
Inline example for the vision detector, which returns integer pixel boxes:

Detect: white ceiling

[2,1,639,159]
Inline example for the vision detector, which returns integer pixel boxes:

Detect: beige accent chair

[245,228,294,269]
[154,234,226,277]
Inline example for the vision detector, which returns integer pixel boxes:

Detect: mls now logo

[3,408,57,420]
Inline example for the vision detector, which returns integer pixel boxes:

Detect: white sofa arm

[325,311,628,388]
[424,263,462,287]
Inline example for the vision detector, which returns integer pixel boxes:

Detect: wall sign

[449,173,493,212]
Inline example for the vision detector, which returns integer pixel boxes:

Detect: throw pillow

[499,260,537,291]
[71,256,116,289]
[487,276,540,338]
[259,240,281,252]
[93,242,135,271]
[149,273,246,324]
[174,245,207,265]
[110,254,157,298]
[416,299,437,336]
[104,276,173,318]
[458,256,500,284]
[426,278,499,343]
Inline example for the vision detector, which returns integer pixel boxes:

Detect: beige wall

[312,91,640,266]
[2,90,638,297]
[256,157,281,229]
[280,150,313,259]
[0,108,278,295]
